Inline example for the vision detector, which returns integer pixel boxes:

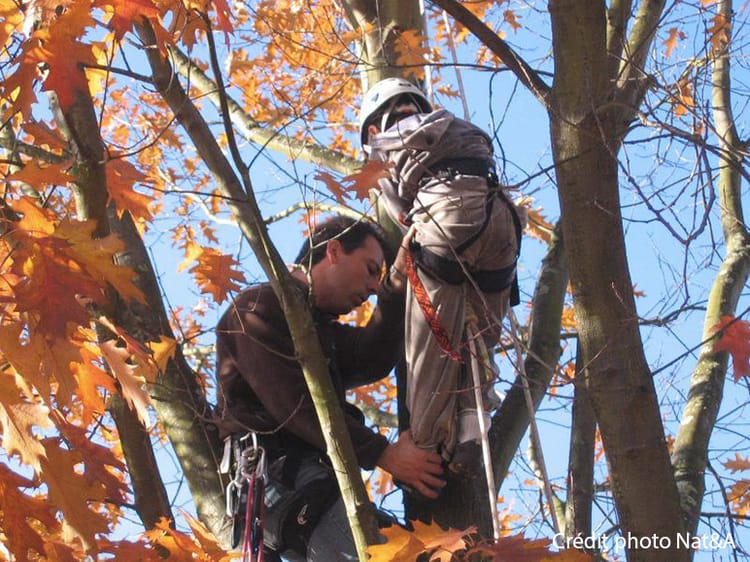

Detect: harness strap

[405,251,464,363]
[414,158,523,305]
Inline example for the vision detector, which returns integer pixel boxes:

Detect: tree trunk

[549,2,688,560]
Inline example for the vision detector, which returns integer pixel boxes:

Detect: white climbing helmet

[358,77,432,149]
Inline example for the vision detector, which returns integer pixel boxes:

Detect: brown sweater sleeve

[216,285,390,469]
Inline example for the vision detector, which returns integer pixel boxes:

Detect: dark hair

[294,216,391,267]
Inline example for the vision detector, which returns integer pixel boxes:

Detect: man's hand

[377,430,445,499]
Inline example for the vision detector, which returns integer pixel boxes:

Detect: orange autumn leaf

[560,305,577,332]
[316,160,392,204]
[662,27,684,58]
[144,516,232,561]
[412,520,475,562]
[100,339,153,426]
[712,316,750,381]
[22,121,68,154]
[189,247,247,304]
[6,159,73,190]
[180,510,234,561]
[27,4,99,109]
[672,78,695,118]
[98,0,161,41]
[0,367,53,473]
[74,344,118,425]
[0,0,24,48]
[707,13,730,52]
[0,462,58,560]
[366,524,428,562]
[724,453,750,474]
[367,521,474,562]
[106,157,155,224]
[504,9,522,32]
[40,437,113,550]
[394,29,431,81]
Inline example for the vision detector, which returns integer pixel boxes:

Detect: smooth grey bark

[565,342,597,547]
[672,0,750,537]
[490,222,567,486]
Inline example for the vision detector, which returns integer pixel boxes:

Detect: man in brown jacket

[215,216,444,561]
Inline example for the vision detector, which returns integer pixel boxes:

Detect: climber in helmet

[359,77,524,485]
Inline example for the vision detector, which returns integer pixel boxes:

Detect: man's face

[316,235,385,315]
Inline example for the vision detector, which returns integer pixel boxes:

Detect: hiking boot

[447,440,482,478]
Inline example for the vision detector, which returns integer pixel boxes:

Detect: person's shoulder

[219,283,279,324]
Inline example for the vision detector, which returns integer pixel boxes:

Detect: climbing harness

[224,433,268,562]
[405,249,464,363]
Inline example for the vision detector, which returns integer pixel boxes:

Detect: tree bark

[672,0,750,537]
[136,17,380,553]
[565,342,596,547]
[548,3,688,560]
[50,87,178,533]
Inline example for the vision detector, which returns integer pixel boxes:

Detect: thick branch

[490,222,568,486]
[169,46,360,175]
[135,17,380,552]
[611,0,667,130]
[49,88,175,531]
[565,342,596,545]
[672,0,750,535]
[429,0,551,106]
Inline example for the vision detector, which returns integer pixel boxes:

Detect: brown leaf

[662,27,684,58]
[724,453,750,474]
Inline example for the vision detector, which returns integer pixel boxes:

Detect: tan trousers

[405,177,519,457]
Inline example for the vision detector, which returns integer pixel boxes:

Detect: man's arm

[218,286,390,468]
[336,228,413,387]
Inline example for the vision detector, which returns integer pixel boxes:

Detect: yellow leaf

[147,336,177,374]
[366,524,426,562]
